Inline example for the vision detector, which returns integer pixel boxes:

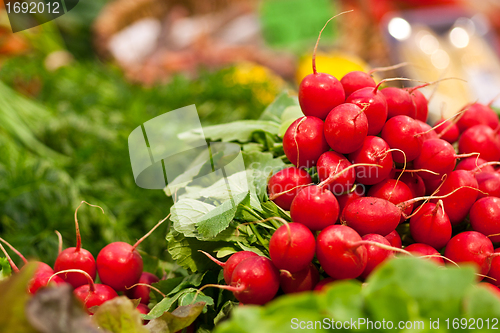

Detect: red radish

[434,119,459,143]
[269,222,315,273]
[456,102,499,133]
[324,103,368,154]
[487,248,500,287]
[405,243,444,265]
[444,231,494,277]
[290,185,339,231]
[314,277,336,292]
[317,151,355,194]
[409,201,451,250]
[335,184,365,214]
[423,177,442,196]
[283,116,329,168]
[381,115,423,163]
[360,234,394,279]
[475,172,500,199]
[367,179,414,221]
[348,136,394,185]
[470,197,500,243]
[267,167,312,210]
[456,157,495,173]
[431,170,478,225]
[51,269,118,311]
[316,225,367,279]
[385,230,402,249]
[279,263,320,294]
[125,272,160,304]
[416,120,439,141]
[137,303,150,315]
[298,14,349,119]
[346,86,388,135]
[200,250,259,285]
[458,124,500,162]
[96,214,170,291]
[407,88,428,122]
[54,201,99,288]
[396,172,426,199]
[413,139,458,180]
[340,71,376,98]
[380,87,417,119]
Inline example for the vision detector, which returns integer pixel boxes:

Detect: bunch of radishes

[0,202,165,317]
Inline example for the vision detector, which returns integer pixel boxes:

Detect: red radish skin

[125,272,160,305]
[290,185,339,231]
[230,256,280,305]
[317,151,356,194]
[283,116,329,168]
[348,136,394,185]
[367,179,414,221]
[475,172,500,199]
[324,103,368,154]
[434,119,459,143]
[413,139,457,180]
[380,87,417,119]
[416,120,439,142]
[299,74,345,120]
[279,263,320,294]
[396,172,426,199]
[269,222,316,273]
[405,243,444,265]
[96,242,143,291]
[385,230,402,249]
[316,225,367,279]
[314,277,336,292]
[341,197,401,236]
[340,71,376,98]
[137,303,150,315]
[487,248,500,287]
[27,265,66,294]
[336,184,365,215]
[346,86,388,135]
[470,197,500,243]
[360,234,394,279]
[381,115,423,163]
[409,202,452,250]
[423,177,442,196]
[431,170,479,225]
[408,88,428,122]
[456,157,495,173]
[444,231,494,277]
[456,102,499,133]
[458,124,500,162]
[267,167,312,211]
[222,252,259,285]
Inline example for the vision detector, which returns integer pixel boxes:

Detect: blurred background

[2,0,500,267]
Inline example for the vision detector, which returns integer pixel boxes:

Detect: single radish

[487,248,500,287]
[340,71,376,98]
[456,102,499,133]
[408,88,428,122]
[348,136,394,185]
[360,234,394,279]
[283,116,329,168]
[458,124,500,162]
[434,119,459,143]
[405,243,444,265]
[346,86,388,135]
[416,120,439,141]
[456,157,495,173]
[200,250,259,285]
[431,169,479,225]
[396,172,426,199]
[298,14,348,119]
[96,214,170,291]
[409,201,452,250]
[367,179,414,221]
[413,139,459,180]
[290,185,339,231]
[125,272,160,304]
[335,184,365,215]
[54,201,99,288]
[316,225,367,279]
[317,151,356,194]
[50,269,118,311]
[269,222,315,273]
[385,230,402,248]
[380,87,417,119]
[475,172,500,199]
[313,277,336,292]
[324,103,368,154]
[444,231,494,277]
[470,197,500,243]
[381,115,423,163]
[279,263,320,294]
[267,167,312,211]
